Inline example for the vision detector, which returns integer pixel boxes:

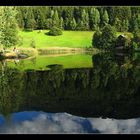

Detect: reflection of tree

[1,54,140,119]
[0,67,24,118]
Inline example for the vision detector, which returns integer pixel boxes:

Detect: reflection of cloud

[89,118,140,134]
[0,112,140,134]
[0,113,90,134]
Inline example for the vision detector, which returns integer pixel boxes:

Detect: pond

[0,52,140,134]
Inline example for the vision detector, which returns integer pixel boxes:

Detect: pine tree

[92,28,103,49]
[114,18,122,31]
[122,20,129,32]
[35,9,46,29]
[80,9,89,30]
[102,10,109,26]
[89,8,100,30]
[59,17,64,29]
[25,8,36,31]
[93,24,117,49]
[69,17,77,30]
[52,10,60,28]
[16,7,24,29]
[46,18,53,29]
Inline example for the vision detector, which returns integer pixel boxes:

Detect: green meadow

[19,30,94,48]
[18,30,133,49]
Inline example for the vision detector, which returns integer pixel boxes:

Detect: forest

[0,6,140,50]
[15,6,139,32]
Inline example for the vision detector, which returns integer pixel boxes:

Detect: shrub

[47,27,63,36]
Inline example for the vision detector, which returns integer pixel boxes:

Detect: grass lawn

[19,30,94,48]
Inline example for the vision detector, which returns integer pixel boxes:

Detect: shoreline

[0,47,100,60]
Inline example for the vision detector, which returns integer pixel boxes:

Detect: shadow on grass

[23,29,33,32]
[44,32,62,36]
[44,32,50,36]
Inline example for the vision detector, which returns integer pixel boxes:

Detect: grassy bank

[19,30,94,48]
[0,30,133,59]
[0,46,99,60]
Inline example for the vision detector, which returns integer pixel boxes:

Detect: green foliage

[92,28,103,48]
[109,7,131,29]
[35,9,46,29]
[16,7,24,29]
[47,27,63,36]
[79,9,89,30]
[89,8,100,30]
[122,20,129,32]
[14,6,140,33]
[0,7,19,48]
[132,31,140,49]
[93,24,117,50]
[102,10,109,26]
[52,10,60,28]
[25,8,36,31]
[114,18,122,31]
[69,18,77,30]
[60,17,64,29]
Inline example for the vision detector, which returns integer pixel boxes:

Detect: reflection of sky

[0,111,140,134]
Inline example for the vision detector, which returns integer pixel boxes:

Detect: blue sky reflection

[0,111,139,134]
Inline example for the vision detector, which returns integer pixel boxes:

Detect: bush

[47,27,63,36]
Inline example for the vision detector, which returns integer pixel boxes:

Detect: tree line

[15,6,140,32]
[1,6,140,48]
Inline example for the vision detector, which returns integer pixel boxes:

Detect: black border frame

[1,0,140,6]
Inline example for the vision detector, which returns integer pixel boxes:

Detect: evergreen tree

[93,24,117,49]
[81,10,89,30]
[89,8,100,30]
[46,18,53,29]
[130,15,138,32]
[35,9,46,29]
[59,17,64,29]
[16,7,24,29]
[92,28,103,49]
[102,10,109,26]
[114,18,122,31]
[122,20,129,32]
[69,18,77,30]
[52,10,60,28]
[13,6,140,33]
[76,20,84,30]
[25,8,36,31]
[101,24,117,49]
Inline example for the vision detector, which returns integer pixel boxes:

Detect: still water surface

[0,52,140,134]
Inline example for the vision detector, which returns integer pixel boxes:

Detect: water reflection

[0,54,93,71]
[0,111,140,134]
[0,52,140,133]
